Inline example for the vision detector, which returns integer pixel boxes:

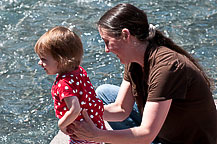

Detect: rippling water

[0,0,216,143]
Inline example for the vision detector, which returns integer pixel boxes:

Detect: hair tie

[146,24,156,40]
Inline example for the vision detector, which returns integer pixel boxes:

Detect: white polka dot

[80,74,82,77]
[92,100,95,103]
[95,112,98,116]
[61,93,64,97]
[84,83,86,87]
[76,82,79,85]
[73,90,75,93]
[80,80,82,84]
[94,104,97,107]
[80,119,84,121]
[91,86,93,89]
[62,75,66,78]
[70,79,74,83]
[79,91,83,95]
[83,74,85,77]
[99,106,101,109]
[91,109,93,113]
[60,112,62,115]
[58,102,61,106]
[76,77,78,79]
[58,84,61,87]
[65,86,69,90]
[63,107,67,110]
[89,92,91,94]
[88,98,91,101]
[90,115,94,118]
[101,126,104,129]
[81,101,85,105]
[85,94,88,98]
[89,103,92,106]
[87,81,90,83]
[70,75,73,77]
[57,91,59,94]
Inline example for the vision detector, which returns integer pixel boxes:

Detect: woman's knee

[95,84,112,96]
[95,84,119,105]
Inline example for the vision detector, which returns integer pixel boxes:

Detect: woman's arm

[103,79,135,121]
[70,99,172,144]
[58,96,81,134]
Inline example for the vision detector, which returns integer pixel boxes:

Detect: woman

[69,3,217,144]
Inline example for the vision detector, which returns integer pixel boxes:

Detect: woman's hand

[58,120,71,135]
[67,109,100,141]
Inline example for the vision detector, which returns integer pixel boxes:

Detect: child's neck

[58,66,79,75]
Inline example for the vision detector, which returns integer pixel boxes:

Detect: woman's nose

[38,60,42,66]
[105,45,110,53]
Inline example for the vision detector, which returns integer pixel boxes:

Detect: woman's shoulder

[149,46,178,67]
[151,46,175,58]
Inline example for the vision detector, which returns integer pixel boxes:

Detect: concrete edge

[50,121,112,144]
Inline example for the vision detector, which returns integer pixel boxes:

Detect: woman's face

[98,27,130,64]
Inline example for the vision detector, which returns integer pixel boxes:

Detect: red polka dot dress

[51,66,106,144]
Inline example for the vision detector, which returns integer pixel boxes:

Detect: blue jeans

[95,84,161,144]
[95,84,142,129]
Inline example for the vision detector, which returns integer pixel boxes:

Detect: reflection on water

[0,0,216,143]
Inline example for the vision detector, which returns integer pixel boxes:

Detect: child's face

[37,52,59,75]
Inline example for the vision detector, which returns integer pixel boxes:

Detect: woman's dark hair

[98,3,211,112]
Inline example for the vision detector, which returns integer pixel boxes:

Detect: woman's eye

[105,41,109,45]
[41,58,46,61]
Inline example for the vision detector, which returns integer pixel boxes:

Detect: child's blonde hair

[34,26,83,73]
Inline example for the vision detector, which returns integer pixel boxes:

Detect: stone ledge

[50,121,112,144]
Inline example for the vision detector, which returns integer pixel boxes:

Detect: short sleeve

[124,64,130,82]
[57,79,79,101]
[147,59,188,101]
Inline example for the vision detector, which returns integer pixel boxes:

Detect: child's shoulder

[78,65,88,76]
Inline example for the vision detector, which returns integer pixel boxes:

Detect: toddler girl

[34,26,106,144]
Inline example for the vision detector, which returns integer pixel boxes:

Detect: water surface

[0,0,216,143]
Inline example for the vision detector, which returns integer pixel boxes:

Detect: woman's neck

[131,40,149,68]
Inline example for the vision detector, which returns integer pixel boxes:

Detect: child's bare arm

[58,96,81,134]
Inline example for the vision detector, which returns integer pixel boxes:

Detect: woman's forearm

[97,100,172,144]
[95,126,154,144]
[103,103,129,121]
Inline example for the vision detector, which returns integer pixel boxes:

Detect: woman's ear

[121,28,130,40]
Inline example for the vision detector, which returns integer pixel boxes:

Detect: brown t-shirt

[124,46,217,144]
